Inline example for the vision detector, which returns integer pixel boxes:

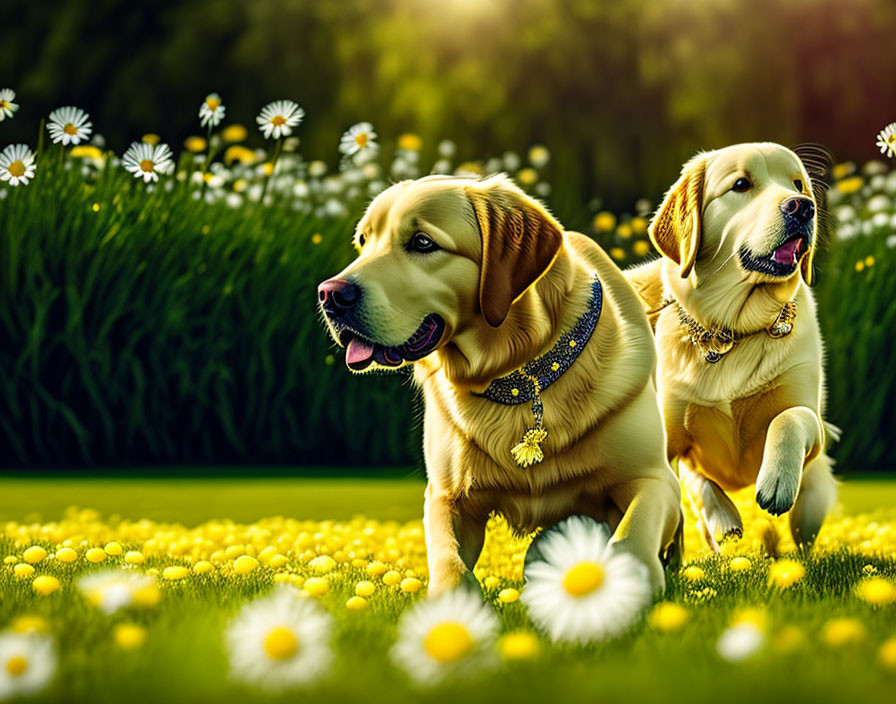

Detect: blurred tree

[1,0,895,216]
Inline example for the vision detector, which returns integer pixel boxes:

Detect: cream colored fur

[321,174,682,595]
[625,143,838,551]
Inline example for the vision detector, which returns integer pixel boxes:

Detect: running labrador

[626,143,838,551]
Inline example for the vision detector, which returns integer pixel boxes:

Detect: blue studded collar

[472,275,603,406]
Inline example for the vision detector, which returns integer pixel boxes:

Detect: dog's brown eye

[409,232,439,253]
[732,177,752,192]
[793,179,803,192]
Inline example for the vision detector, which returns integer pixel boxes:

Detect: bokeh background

[1,0,895,472]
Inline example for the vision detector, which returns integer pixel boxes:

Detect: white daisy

[716,622,765,662]
[0,89,19,121]
[256,100,304,140]
[521,516,652,644]
[0,632,56,700]
[46,106,92,146]
[0,144,36,187]
[339,122,379,164]
[122,142,175,183]
[199,93,226,128]
[390,588,498,684]
[77,570,156,614]
[227,587,332,690]
[877,123,896,159]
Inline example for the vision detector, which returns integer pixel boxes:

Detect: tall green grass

[0,158,893,470]
[0,157,418,468]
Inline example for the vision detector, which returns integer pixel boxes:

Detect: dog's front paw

[755,465,800,516]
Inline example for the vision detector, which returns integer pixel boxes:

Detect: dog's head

[318,174,563,372]
[650,143,825,299]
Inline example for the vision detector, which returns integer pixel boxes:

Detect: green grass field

[0,475,895,704]
[0,473,893,524]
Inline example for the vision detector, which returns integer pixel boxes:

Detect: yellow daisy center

[355,132,368,148]
[271,115,286,126]
[139,159,155,173]
[206,98,221,111]
[8,161,25,178]
[563,561,605,597]
[0,101,8,109]
[6,656,27,677]
[263,625,299,660]
[63,123,78,135]
[423,622,474,663]
[888,134,896,146]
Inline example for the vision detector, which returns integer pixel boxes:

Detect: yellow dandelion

[822,618,866,647]
[162,566,189,581]
[609,247,626,262]
[593,211,616,232]
[682,565,704,582]
[184,136,207,153]
[222,124,248,143]
[311,233,322,245]
[11,616,49,634]
[22,547,46,565]
[768,559,804,588]
[85,548,106,563]
[498,588,520,604]
[617,223,633,239]
[855,260,865,272]
[879,637,896,670]
[517,167,538,186]
[32,576,60,596]
[649,602,689,632]
[346,596,368,610]
[633,240,651,258]
[729,556,752,572]
[355,581,376,598]
[141,134,161,145]
[303,577,329,597]
[855,576,896,606]
[114,623,147,651]
[865,255,875,268]
[499,631,540,660]
[835,176,863,194]
[70,145,103,160]
[233,555,259,575]
[400,577,422,594]
[14,564,35,579]
[397,133,423,151]
[124,551,145,565]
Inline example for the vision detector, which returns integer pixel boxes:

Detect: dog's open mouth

[739,232,810,278]
[338,314,446,371]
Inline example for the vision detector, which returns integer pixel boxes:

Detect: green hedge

[1,157,893,470]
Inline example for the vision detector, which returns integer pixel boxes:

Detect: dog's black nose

[780,196,815,223]
[318,279,361,316]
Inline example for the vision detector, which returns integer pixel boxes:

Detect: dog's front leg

[755,406,823,516]
[423,483,485,597]
[608,475,681,595]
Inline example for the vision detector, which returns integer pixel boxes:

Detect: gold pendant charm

[511,427,548,468]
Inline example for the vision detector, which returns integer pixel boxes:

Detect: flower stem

[259,138,283,205]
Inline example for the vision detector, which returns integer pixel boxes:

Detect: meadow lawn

[0,471,893,525]
[0,474,894,704]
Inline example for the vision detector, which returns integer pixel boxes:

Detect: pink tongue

[773,239,800,264]
[346,338,375,365]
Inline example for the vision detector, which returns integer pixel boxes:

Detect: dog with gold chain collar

[318,174,682,596]
[626,142,839,551]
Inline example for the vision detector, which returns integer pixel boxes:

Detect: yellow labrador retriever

[318,174,681,595]
[626,143,838,551]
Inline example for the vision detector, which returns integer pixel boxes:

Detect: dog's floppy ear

[791,143,833,286]
[649,154,707,284]
[465,176,563,327]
